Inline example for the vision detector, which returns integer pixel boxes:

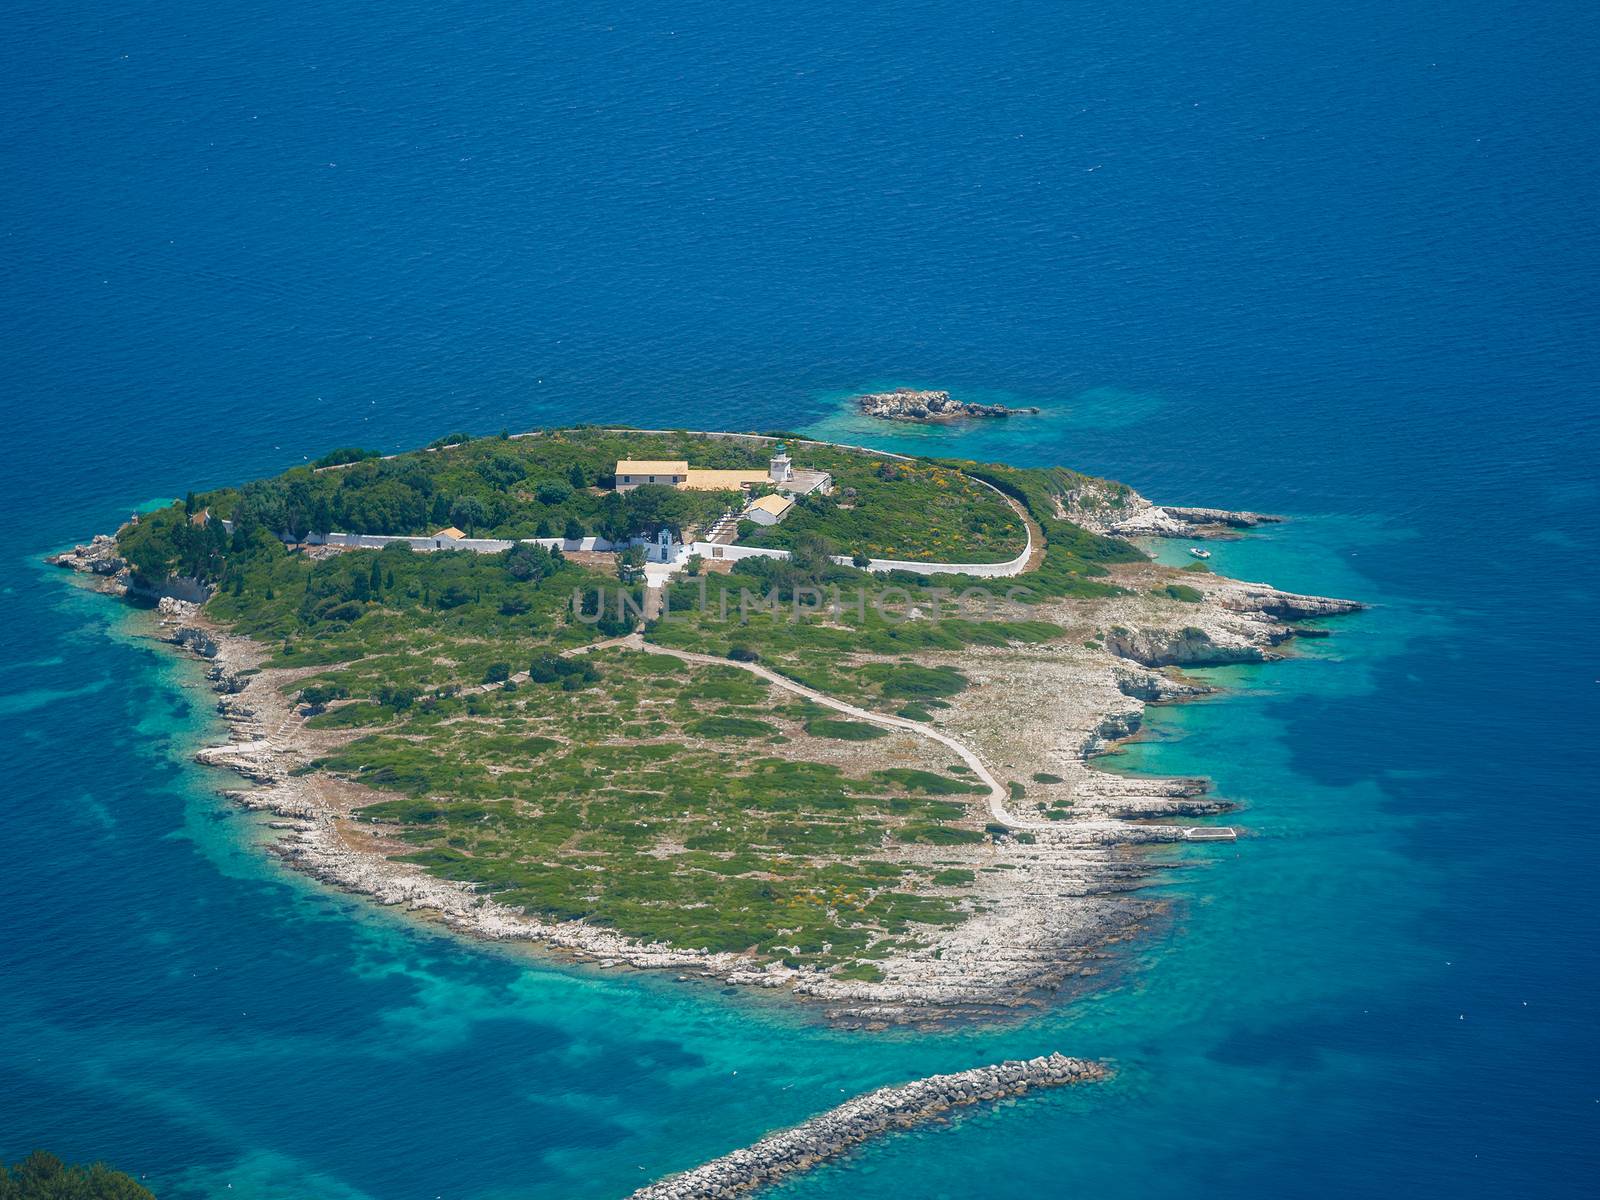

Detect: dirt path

[617,633,1063,831]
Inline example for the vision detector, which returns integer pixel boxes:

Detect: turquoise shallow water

[7,404,1588,1198]
[5,0,1598,1194]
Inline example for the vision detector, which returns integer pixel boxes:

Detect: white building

[745,493,795,525]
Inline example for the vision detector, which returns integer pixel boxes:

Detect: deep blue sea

[3,2,1597,1196]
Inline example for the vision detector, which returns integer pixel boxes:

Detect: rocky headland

[1054,480,1286,541]
[854,389,1038,421]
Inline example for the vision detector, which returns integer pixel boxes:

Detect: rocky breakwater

[855,388,1038,421]
[629,1054,1106,1200]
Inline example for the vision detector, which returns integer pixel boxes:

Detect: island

[51,426,1361,1028]
[853,389,1039,421]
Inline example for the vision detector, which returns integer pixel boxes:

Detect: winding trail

[609,633,1060,831]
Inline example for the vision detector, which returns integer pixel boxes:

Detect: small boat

[1188,547,1211,559]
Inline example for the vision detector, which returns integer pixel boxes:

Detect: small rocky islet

[853,388,1040,421]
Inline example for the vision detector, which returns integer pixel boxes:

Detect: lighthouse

[768,442,793,484]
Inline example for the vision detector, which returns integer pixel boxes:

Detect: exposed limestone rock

[1158,505,1284,529]
[47,533,213,604]
[169,625,219,658]
[1056,481,1282,541]
[629,1054,1106,1200]
[1113,666,1213,703]
[855,389,1038,421]
[46,534,125,577]
[1204,580,1367,620]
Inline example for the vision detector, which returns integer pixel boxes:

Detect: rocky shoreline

[1053,481,1288,541]
[47,507,1362,1028]
[629,1054,1106,1200]
[854,389,1038,421]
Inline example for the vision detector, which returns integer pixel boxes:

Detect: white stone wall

[297,532,1029,578]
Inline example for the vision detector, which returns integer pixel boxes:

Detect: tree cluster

[0,1152,153,1200]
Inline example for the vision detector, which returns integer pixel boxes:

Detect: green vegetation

[1154,583,1204,603]
[120,430,1042,587]
[691,715,778,739]
[326,649,989,970]
[741,457,1025,563]
[112,428,1164,977]
[937,460,1143,600]
[804,717,888,741]
[650,551,1061,713]
[0,1152,153,1200]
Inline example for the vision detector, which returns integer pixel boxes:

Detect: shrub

[312,447,381,468]
[691,716,776,739]
[866,663,967,699]
[616,546,646,584]
[727,645,759,662]
[504,541,557,581]
[804,718,887,741]
[483,662,511,684]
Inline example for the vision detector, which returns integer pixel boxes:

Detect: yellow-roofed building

[614,461,689,490]
[681,469,772,491]
[745,493,795,525]
[612,444,831,497]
